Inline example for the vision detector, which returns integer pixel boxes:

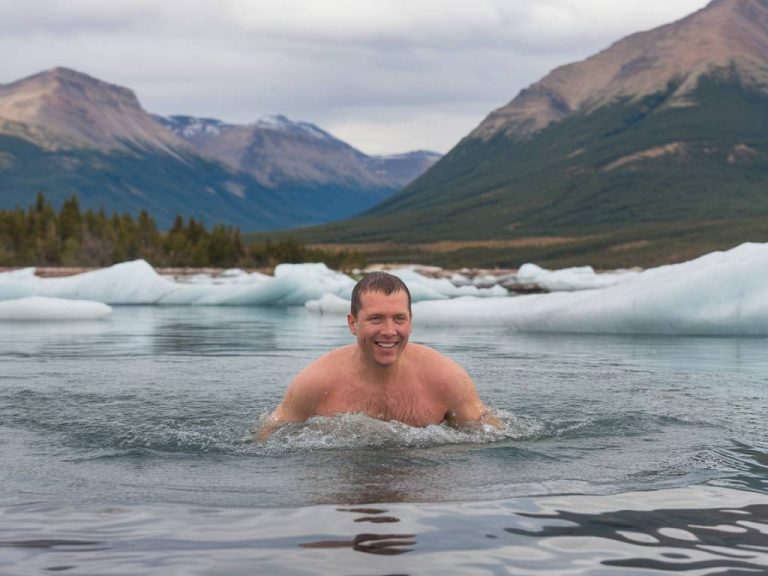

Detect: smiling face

[347,289,412,368]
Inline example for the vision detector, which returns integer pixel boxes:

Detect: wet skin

[258,289,499,439]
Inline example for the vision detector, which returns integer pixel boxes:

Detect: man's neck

[355,351,404,386]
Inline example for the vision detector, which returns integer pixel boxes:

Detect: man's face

[347,289,412,367]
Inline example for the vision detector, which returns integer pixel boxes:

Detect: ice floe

[390,268,508,299]
[515,263,639,291]
[1,242,767,335]
[410,243,768,335]
[0,297,112,321]
[0,260,356,306]
[0,260,503,306]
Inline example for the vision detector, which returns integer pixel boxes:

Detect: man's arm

[444,364,502,431]
[255,367,325,440]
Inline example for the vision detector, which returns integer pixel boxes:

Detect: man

[257,271,500,439]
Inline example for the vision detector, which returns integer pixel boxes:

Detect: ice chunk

[0,260,355,306]
[33,260,177,304]
[174,268,271,285]
[4,243,768,335]
[305,293,350,314]
[0,267,40,300]
[414,243,768,335]
[516,263,639,291]
[0,297,112,321]
[390,268,508,299]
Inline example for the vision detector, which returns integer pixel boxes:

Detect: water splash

[256,412,536,453]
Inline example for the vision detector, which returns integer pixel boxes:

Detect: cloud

[0,0,711,154]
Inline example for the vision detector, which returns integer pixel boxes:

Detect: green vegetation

[286,72,768,268]
[0,194,366,270]
[0,134,316,230]
[316,218,768,269]
[0,132,395,231]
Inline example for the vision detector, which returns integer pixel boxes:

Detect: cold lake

[1,304,767,574]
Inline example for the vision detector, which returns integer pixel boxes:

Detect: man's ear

[347,313,357,335]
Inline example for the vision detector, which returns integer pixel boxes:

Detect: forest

[0,194,365,270]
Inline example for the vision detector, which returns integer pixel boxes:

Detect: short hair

[350,272,412,318]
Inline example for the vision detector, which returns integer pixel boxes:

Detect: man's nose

[381,319,397,334]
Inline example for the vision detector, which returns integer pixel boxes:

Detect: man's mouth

[376,341,398,349]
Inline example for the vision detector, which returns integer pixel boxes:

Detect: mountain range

[0,67,439,229]
[297,0,768,267]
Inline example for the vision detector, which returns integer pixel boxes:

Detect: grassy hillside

[286,73,768,267]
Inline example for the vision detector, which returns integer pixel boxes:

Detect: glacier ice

[412,243,768,336]
[515,263,639,291]
[0,297,112,321]
[1,243,767,334]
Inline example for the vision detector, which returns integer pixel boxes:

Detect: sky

[0,0,710,155]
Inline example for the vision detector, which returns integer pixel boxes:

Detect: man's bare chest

[318,380,448,427]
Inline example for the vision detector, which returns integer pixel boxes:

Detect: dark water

[1,306,768,574]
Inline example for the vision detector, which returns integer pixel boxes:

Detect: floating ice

[2,243,767,335]
[390,268,508,299]
[0,260,503,307]
[0,267,39,299]
[0,297,112,321]
[413,243,768,336]
[0,260,356,306]
[304,293,350,315]
[171,268,271,285]
[516,263,639,291]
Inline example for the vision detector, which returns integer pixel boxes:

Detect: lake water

[2,305,768,574]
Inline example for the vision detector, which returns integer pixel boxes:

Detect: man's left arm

[445,368,503,430]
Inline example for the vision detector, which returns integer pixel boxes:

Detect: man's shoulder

[409,342,460,366]
[407,343,479,408]
[293,345,355,386]
[408,343,468,380]
[318,345,357,367]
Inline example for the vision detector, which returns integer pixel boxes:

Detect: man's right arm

[255,367,325,440]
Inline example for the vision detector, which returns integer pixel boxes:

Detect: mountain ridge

[289,0,768,268]
[471,0,768,141]
[155,113,440,190]
[0,67,439,230]
[0,67,187,153]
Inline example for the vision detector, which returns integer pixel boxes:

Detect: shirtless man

[257,272,499,439]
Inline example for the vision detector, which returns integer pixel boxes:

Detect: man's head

[348,272,412,368]
[350,272,412,319]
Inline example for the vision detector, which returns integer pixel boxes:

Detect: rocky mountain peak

[0,67,185,151]
[471,0,768,141]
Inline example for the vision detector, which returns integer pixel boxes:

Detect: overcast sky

[1,0,710,155]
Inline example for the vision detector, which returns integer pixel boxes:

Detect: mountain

[0,67,184,152]
[296,0,768,268]
[155,114,440,189]
[0,67,322,229]
[0,68,439,230]
[154,114,440,218]
[364,150,443,188]
[471,0,768,141]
